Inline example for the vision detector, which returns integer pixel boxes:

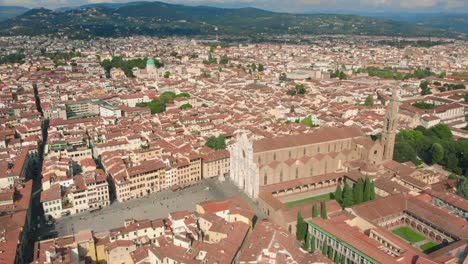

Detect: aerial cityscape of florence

[0,0,467,263]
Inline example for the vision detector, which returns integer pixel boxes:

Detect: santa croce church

[230,89,400,199]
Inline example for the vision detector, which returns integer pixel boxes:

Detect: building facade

[230,90,399,199]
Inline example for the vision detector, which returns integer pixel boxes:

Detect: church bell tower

[381,89,400,161]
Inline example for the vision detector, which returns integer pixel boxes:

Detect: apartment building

[112,160,166,202]
[201,149,230,179]
[42,169,110,218]
[65,100,100,119]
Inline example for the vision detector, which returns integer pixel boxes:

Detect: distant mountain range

[0,1,465,38]
[353,12,468,34]
[0,6,28,21]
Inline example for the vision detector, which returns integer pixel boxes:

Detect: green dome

[147,58,156,65]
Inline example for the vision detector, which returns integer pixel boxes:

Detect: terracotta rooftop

[253,126,364,153]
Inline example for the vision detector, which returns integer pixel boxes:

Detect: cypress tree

[369,181,376,200]
[312,203,319,218]
[302,231,310,251]
[363,176,371,202]
[342,184,354,207]
[320,201,328,219]
[334,184,343,204]
[353,178,364,204]
[296,212,304,241]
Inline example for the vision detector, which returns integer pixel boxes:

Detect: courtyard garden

[420,241,440,254]
[392,226,426,243]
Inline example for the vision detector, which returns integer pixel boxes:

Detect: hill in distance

[348,12,468,33]
[0,6,28,21]
[0,1,464,39]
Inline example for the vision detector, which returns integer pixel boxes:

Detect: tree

[353,178,364,205]
[258,64,265,71]
[286,84,307,96]
[420,80,431,95]
[334,185,343,204]
[296,212,305,241]
[320,201,327,219]
[287,89,297,96]
[339,71,347,80]
[369,181,376,200]
[302,231,310,251]
[430,143,444,164]
[179,103,192,110]
[456,178,468,199]
[164,71,170,78]
[364,95,374,107]
[295,84,306,94]
[363,176,372,202]
[177,92,191,98]
[205,135,227,150]
[251,63,257,71]
[300,116,317,128]
[342,184,354,207]
[393,142,417,163]
[431,124,452,140]
[220,54,229,65]
[445,153,461,174]
[312,203,318,218]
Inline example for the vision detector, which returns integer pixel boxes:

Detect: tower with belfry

[381,89,400,161]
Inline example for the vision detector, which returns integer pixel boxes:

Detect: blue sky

[0,0,467,13]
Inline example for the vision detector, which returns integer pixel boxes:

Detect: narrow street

[23,82,49,262]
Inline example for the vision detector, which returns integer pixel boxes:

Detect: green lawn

[285,193,333,207]
[420,242,439,253]
[392,227,426,243]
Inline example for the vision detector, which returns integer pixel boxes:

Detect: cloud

[399,0,438,8]
[445,0,464,9]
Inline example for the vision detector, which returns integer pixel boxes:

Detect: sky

[0,0,467,14]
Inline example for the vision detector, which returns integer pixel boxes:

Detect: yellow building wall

[78,240,98,263]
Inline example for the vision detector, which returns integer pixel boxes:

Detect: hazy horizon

[1,0,468,14]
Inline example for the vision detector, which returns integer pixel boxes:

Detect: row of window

[45,206,61,213]
[263,165,324,185]
[44,200,60,206]
[257,142,352,164]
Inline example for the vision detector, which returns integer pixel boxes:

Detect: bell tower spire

[381,88,400,161]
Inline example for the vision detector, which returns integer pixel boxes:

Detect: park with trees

[205,135,227,150]
[393,124,468,198]
[287,84,307,96]
[136,91,190,114]
[101,56,163,78]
